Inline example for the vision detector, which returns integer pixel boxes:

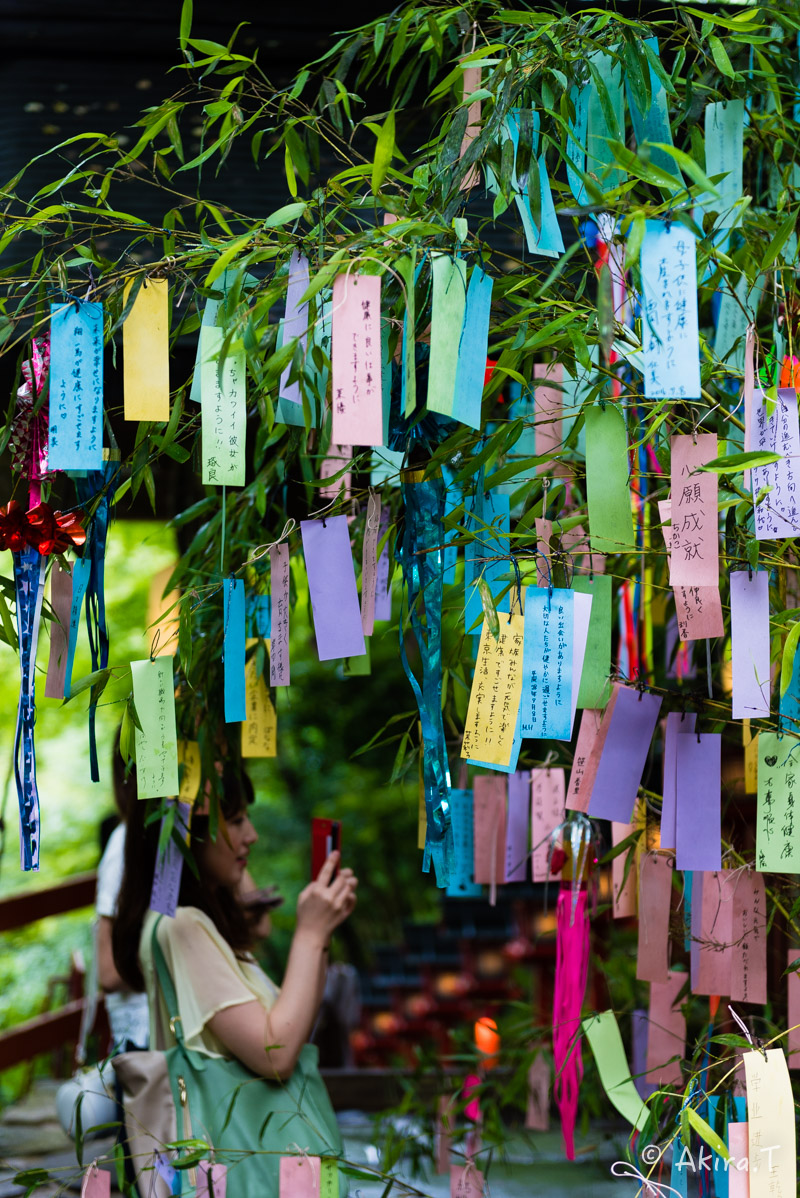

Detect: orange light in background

[474,1016,500,1069]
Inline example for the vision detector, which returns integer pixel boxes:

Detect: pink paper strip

[566,707,604,813]
[645,970,686,1087]
[661,711,696,851]
[458,64,482,191]
[658,500,723,641]
[531,767,565,882]
[320,444,352,500]
[675,734,722,873]
[636,853,673,984]
[197,1161,227,1198]
[588,687,662,823]
[727,1123,749,1198]
[730,871,767,1005]
[525,1054,550,1130]
[693,870,734,997]
[269,543,290,686]
[45,560,73,700]
[279,1155,319,1198]
[611,817,638,919]
[788,949,800,1069]
[730,570,770,719]
[505,770,530,883]
[533,362,564,475]
[534,517,552,588]
[669,433,719,588]
[473,775,507,887]
[360,492,381,636]
[300,516,366,662]
[331,273,383,446]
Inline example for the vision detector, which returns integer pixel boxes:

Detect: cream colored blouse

[140,906,279,1057]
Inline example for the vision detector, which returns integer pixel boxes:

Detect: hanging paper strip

[645,970,686,1087]
[703,99,745,227]
[452,268,493,430]
[150,800,190,916]
[730,571,770,718]
[530,768,565,882]
[446,788,481,898]
[669,434,719,588]
[639,221,701,400]
[584,405,635,554]
[360,491,381,637]
[48,300,104,471]
[458,62,481,190]
[278,249,310,404]
[268,545,290,687]
[397,471,453,885]
[427,254,467,417]
[223,578,246,723]
[635,852,672,984]
[331,273,383,446]
[625,38,679,181]
[301,516,365,661]
[675,733,722,872]
[743,1049,797,1198]
[751,386,800,540]
[75,460,121,780]
[588,687,662,823]
[572,573,612,708]
[505,770,530,883]
[200,326,247,487]
[461,613,525,767]
[464,492,510,634]
[44,560,73,700]
[756,731,800,871]
[581,1010,649,1130]
[123,278,169,421]
[565,85,588,204]
[130,656,179,800]
[242,641,277,758]
[520,587,573,740]
[553,888,590,1160]
[13,545,46,870]
[586,49,626,189]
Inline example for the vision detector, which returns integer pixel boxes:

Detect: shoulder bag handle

[150,914,186,1049]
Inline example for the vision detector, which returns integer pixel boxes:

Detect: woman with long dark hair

[113,761,358,1080]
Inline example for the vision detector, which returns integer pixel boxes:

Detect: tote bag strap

[149,914,186,1049]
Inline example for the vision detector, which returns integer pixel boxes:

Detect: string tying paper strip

[13,544,47,870]
[397,469,453,886]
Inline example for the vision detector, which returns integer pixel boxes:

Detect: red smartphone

[311,817,341,883]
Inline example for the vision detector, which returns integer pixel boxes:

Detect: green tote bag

[113,917,347,1197]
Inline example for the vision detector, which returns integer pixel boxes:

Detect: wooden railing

[0,872,108,1074]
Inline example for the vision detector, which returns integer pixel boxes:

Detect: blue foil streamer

[397,471,453,886]
[13,545,46,870]
[76,460,121,782]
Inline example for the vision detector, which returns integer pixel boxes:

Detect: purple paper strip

[505,770,530,883]
[631,1008,654,1100]
[150,801,190,917]
[661,711,696,851]
[374,508,392,622]
[301,516,366,661]
[690,870,703,992]
[730,570,770,719]
[587,688,662,822]
[675,734,722,872]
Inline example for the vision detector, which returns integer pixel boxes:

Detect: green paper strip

[584,404,634,554]
[426,253,467,416]
[131,655,179,801]
[572,573,613,710]
[582,1010,649,1131]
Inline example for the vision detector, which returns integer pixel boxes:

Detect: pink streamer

[552,887,590,1160]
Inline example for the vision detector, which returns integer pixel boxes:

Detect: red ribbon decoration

[0,501,85,555]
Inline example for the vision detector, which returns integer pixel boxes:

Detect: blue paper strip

[445,789,482,898]
[465,492,510,634]
[63,556,92,700]
[246,593,271,639]
[442,465,459,585]
[452,269,494,430]
[640,221,701,399]
[150,801,191,917]
[223,578,246,723]
[519,587,574,740]
[625,38,680,181]
[48,301,103,471]
[566,86,589,204]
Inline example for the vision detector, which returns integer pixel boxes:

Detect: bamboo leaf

[371,110,396,194]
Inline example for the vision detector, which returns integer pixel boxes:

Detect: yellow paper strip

[123,278,170,421]
[743,719,758,795]
[177,740,201,804]
[460,613,525,767]
[241,647,277,758]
